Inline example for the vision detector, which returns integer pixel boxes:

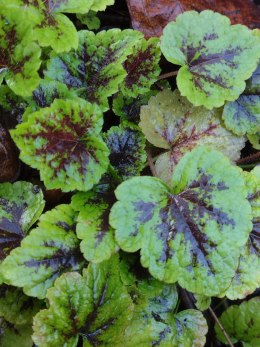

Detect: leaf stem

[157,70,179,80]
[146,148,157,177]
[208,307,234,347]
[236,151,260,165]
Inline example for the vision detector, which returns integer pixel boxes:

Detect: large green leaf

[71,189,118,263]
[215,297,260,347]
[0,181,45,262]
[139,90,245,184]
[45,29,142,110]
[160,10,260,109]
[11,99,109,192]
[104,124,146,180]
[110,147,252,296]
[0,205,84,299]
[32,256,134,347]
[0,5,41,96]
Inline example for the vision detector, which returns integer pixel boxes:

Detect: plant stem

[146,148,157,177]
[178,286,195,309]
[208,307,234,347]
[157,70,178,80]
[236,151,260,165]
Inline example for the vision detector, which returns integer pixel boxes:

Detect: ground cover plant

[0,0,259,346]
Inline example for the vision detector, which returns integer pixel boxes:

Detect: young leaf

[11,99,109,192]
[0,5,41,96]
[104,124,146,179]
[90,0,115,12]
[45,29,142,110]
[160,10,260,109]
[110,146,252,296]
[215,297,260,347]
[32,256,134,347]
[71,189,118,263]
[120,37,161,98]
[77,11,101,30]
[0,204,84,299]
[0,181,45,262]
[140,90,245,184]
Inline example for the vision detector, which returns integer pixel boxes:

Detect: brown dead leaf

[127,0,260,37]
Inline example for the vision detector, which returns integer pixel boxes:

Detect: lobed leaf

[160,10,260,109]
[110,147,252,296]
[0,181,45,262]
[140,90,245,184]
[0,205,84,299]
[11,99,109,192]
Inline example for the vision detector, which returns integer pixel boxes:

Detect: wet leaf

[139,90,245,184]
[45,29,142,110]
[110,146,252,296]
[0,181,45,262]
[11,99,109,192]
[127,0,260,38]
[104,124,146,180]
[71,189,118,263]
[215,297,260,347]
[32,256,134,347]
[161,11,260,109]
[0,205,84,299]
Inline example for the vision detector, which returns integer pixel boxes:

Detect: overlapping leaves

[0,205,84,299]
[139,90,245,184]
[110,146,252,296]
[161,10,260,109]
[11,99,109,192]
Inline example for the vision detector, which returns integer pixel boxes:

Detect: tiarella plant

[0,2,259,346]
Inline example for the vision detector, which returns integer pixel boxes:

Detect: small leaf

[215,297,260,347]
[71,189,118,263]
[77,11,101,30]
[0,319,34,347]
[1,205,84,299]
[139,90,245,184]
[0,181,45,262]
[248,132,260,150]
[120,37,161,98]
[90,0,115,12]
[45,29,142,110]
[194,294,211,311]
[32,256,134,347]
[161,10,260,109]
[0,5,41,96]
[110,147,252,296]
[104,124,146,179]
[11,99,109,192]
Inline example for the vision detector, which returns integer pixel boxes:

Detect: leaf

[194,294,211,311]
[222,170,260,299]
[0,5,41,96]
[32,256,134,347]
[215,297,260,347]
[0,319,33,347]
[90,0,115,12]
[45,29,142,110]
[248,132,260,150]
[11,99,109,192]
[246,63,260,94]
[104,124,146,180]
[160,11,260,109]
[0,204,84,299]
[110,146,252,296]
[77,11,101,30]
[71,189,118,263]
[126,0,260,38]
[139,90,245,184]
[0,181,45,262]
[120,37,161,98]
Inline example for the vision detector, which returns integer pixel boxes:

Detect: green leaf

[32,256,134,347]
[215,297,260,347]
[161,10,260,109]
[110,146,252,296]
[248,132,260,150]
[245,63,260,94]
[120,37,161,98]
[0,86,28,125]
[77,11,101,30]
[0,181,45,262]
[104,124,146,179]
[71,189,118,263]
[45,29,142,110]
[222,169,260,299]
[11,99,109,192]
[0,319,33,347]
[139,90,245,184]
[0,5,41,96]
[90,0,115,12]
[194,294,211,311]
[0,204,84,299]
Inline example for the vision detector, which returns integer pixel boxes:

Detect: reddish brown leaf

[127,0,260,38]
